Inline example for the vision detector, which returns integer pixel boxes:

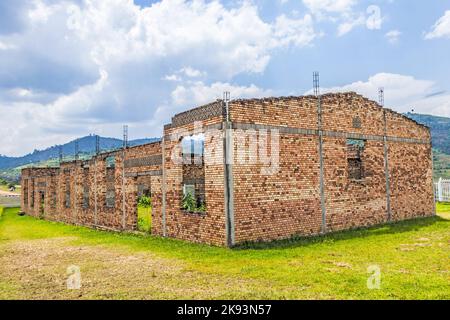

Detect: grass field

[0,206,449,300]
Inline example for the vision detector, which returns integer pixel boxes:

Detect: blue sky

[0,0,450,156]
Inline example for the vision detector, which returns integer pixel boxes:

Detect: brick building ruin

[21,92,436,247]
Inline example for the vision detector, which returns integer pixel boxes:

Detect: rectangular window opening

[347,139,365,181]
[181,134,206,213]
[65,179,71,208]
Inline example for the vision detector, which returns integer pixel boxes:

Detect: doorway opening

[136,177,152,233]
[39,191,45,219]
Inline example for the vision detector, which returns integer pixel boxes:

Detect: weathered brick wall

[320,94,388,232]
[123,142,162,231]
[389,143,434,220]
[161,101,227,246]
[20,142,162,232]
[322,138,388,232]
[20,92,434,247]
[229,92,434,244]
[21,168,59,218]
[385,110,434,221]
[229,97,323,243]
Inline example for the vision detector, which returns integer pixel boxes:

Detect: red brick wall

[20,93,435,247]
[229,92,434,244]
[389,143,434,220]
[162,113,227,246]
[20,142,162,232]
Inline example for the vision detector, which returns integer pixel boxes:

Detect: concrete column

[317,96,326,234]
[122,150,126,230]
[162,136,167,237]
[383,110,392,221]
[224,121,235,247]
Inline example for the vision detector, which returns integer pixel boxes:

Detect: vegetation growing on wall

[181,193,206,213]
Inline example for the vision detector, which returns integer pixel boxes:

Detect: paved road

[0,190,20,207]
[0,189,20,197]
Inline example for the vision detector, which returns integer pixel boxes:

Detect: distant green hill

[0,135,160,170]
[432,150,450,180]
[404,113,450,180]
[405,112,450,154]
[1,113,449,183]
[0,135,160,183]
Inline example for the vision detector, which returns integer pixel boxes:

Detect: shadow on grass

[234,215,449,251]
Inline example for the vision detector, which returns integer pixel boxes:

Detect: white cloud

[385,30,401,44]
[337,15,365,36]
[425,10,450,39]
[0,0,319,155]
[273,14,319,46]
[180,67,205,78]
[171,81,272,107]
[308,73,450,117]
[303,1,384,36]
[0,41,16,50]
[302,0,357,15]
[163,74,182,82]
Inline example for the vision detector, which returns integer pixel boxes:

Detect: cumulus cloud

[425,10,450,39]
[303,0,383,36]
[385,30,401,44]
[302,0,357,15]
[0,0,319,155]
[337,15,365,36]
[307,73,450,117]
[171,81,273,107]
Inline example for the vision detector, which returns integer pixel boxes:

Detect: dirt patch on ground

[0,237,267,299]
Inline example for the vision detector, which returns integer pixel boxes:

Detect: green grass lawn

[0,205,449,300]
[436,202,450,217]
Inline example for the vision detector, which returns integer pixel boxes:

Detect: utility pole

[314,71,326,234]
[122,125,128,229]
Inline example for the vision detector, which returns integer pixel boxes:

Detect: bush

[181,193,206,213]
[138,196,152,208]
[181,193,196,212]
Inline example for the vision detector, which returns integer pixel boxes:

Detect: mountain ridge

[0,112,449,182]
[404,112,450,154]
[0,135,160,170]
